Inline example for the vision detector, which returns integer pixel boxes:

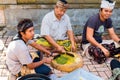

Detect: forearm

[87,36,104,49]
[27,60,44,69]
[67,30,76,45]
[110,34,120,43]
[108,28,120,43]
[35,44,51,55]
[30,42,51,55]
[45,35,60,48]
[45,35,66,53]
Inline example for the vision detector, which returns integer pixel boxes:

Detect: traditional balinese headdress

[56,0,69,9]
[100,0,116,9]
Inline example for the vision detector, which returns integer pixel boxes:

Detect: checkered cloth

[109,68,120,80]
[16,52,38,77]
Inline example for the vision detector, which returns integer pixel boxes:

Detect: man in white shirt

[37,0,76,53]
[6,19,53,78]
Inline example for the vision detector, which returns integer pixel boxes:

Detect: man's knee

[8,73,17,80]
[110,59,120,70]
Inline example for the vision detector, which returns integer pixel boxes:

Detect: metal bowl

[18,74,51,80]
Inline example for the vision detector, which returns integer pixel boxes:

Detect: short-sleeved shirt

[82,13,113,44]
[41,10,72,40]
[6,39,32,75]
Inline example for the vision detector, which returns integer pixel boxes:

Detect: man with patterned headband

[81,0,120,58]
[36,0,76,53]
[6,19,54,79]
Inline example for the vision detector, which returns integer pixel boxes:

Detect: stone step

[0,77,8,80]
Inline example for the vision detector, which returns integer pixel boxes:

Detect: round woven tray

[51,52,83,72]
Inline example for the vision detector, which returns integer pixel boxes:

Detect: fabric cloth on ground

[109,59,120,80]
[36,37,75,51]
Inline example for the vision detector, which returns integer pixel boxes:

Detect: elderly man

[81,0,120,58]
[36,0,76,53]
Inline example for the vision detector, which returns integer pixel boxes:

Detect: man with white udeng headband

[81,0,120,58]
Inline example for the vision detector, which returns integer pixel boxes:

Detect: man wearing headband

[6,19,54,79]
[37,0,76,53]
[81,0,120,58]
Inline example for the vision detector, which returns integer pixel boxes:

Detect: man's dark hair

[100,8,113,12]
[106,0,114,3]
[17,19,33,37]
[100,8,103,11]
[59,0,68,4]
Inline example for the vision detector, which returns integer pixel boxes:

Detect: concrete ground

[0,35,114,80]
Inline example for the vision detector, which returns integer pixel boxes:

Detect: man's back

[6,40,32,75]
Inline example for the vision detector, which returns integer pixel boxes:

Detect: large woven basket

[51,52,83,72]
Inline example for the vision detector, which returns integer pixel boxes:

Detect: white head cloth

[100,0,116,9]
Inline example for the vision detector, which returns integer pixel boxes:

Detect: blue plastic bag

[58,68,103,80]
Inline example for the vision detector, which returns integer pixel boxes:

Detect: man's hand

[101,47,110,57]
[42,57,53,64]
[71,44,77,52]
[56,46,66,53]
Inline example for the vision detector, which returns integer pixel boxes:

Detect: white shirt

[6,40,32,75]
[41,11,72,40]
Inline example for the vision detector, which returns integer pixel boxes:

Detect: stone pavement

[0,35,114,80]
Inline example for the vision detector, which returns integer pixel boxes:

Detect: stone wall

[0,7,6,36]
[4,8,120,36]
[0,0,120,8]
[0,0,120,36]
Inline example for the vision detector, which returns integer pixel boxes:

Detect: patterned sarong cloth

[16,52,39,77]
[36,37,76,51]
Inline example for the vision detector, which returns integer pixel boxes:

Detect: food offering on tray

[51,52,83,72]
